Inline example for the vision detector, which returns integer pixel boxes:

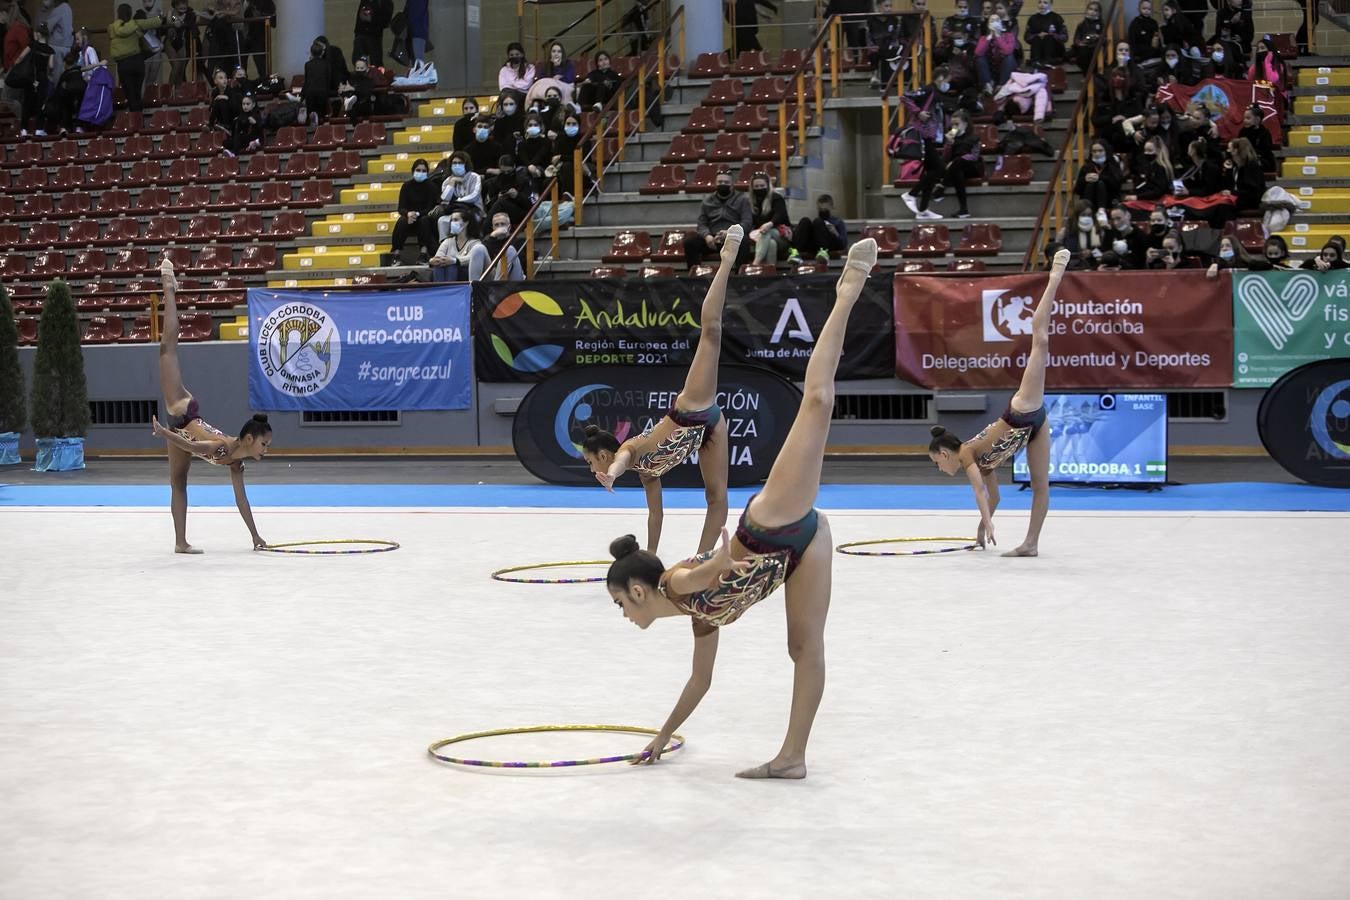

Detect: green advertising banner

[1233,269,1350,387]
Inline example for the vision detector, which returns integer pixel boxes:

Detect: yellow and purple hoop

[258,539,401,555]
[835,537,979,557]
[490,560,610,584]
[427,724,686,768]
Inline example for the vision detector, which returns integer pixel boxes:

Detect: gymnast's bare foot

[175,543,204,554]
[1002,544,1038,557]
[735,759,807,780]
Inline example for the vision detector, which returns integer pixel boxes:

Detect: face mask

[1161,119,1172,130]
[1212,50,1224,62]
[1266,251,1281,260]
[564,124,579,137]
[818,208,831,217]
[450,163,466,176]
[475,129,490,141]
[990,19,1003,31]
[509,57,523,66]
[355,68,368,76]
[1078,216,1094,230]
[1092,153,1107,164]
[1113,239,1128,254]
[1151,222,1166,234]
[413,171,428,182]
[1219,249,1234,260]
[938,81,951,92]
[753,188,768,200]
[526,125,541,138]
[1145,152,1157,161]
[502,103,517,115]
[716,185,733,198]
[450,220,464,235]
[1166,57,1178,68]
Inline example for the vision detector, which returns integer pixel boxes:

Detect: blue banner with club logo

[247,287,472,411]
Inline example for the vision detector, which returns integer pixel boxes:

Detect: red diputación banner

[893,270,1233,390]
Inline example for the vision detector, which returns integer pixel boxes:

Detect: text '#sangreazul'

[573,298,700,331]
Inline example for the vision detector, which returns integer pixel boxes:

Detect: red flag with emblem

[1155,79,1282,144]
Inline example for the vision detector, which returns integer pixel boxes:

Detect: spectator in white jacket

[436,149,484,241]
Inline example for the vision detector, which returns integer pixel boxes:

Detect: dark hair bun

[609,534,640,560]
[583,424,600,438]
[252,413,269,424]
[930,425,947,438]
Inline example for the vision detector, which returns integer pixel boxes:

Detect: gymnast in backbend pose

[603,237,879,781]
[928,247,1071,557]
[580,225,743,555]
[149,256,270,553]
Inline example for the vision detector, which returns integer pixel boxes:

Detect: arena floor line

[2,481,1348,511]
[2,505,1348,899]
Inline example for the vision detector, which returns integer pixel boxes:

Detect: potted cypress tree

[0,284,24,464]
[29,280,90,472]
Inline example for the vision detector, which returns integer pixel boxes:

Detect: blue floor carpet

[1,482,1346,511]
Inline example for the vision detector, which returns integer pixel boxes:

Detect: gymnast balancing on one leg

[927,247,1070,557]
[602,237,879,781]
[580,225,743,555]
[149,256,271,553]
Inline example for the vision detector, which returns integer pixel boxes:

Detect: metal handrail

[875,11,935,190]
[1021,0,1125,270]
[479,5,684,280]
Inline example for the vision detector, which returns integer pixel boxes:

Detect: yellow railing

[1023,0,1126,269]
[875,12,935,190]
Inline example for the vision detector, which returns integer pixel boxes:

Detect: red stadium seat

[590,265,627,279]
[17,317,38,344]
[23,222,61,248]
[687,163,720,193]
[270,126,305,152]
[793,259,829,274]
[110,247,149,274]
[50,166,84,191]
[55,192,93,219]
[85,162,124,189]
[351,121,386,147]
[164,157,202,184]
[143,83,169,107]
[973,124,1000,153]
[65,219,101,246]
[738,263,777,276]
[175,184,214,212]
[702,78,744,106]
[190,244,233,273]
[901,224,951,257]
[323,150,361,177]
[84,137,116,161]
[688,263,718,277]
[97,189,132,214]
[294,180,333,207]
[0,224,18,247]
[862,225,902,257]
[689,52,728,79]
[734,162,776,188]
[224,212,264,239]
[602,230,652,263]
[4,142,42,168]
[900,260,936,273]
[284,151,322,178]
[207,182,251,210]
[726,104,772,131]
[708,132,751,162]
[746,76,791,104]
[162,245,192,271]
[151,132,193,160]
[652,229,694,262]
[183,107,210,130]
[268,211,306,238]
[238,244,276,271]
[119,134,154,161]
[104,217,141,244]
[206,155,239,181]
[639,164,687,195]
[986,154,1031,185]
[204,277,246,308]
[956,223,1003,256]
[639,264,677,279]
[126,160,161,186]
[18,194,54,219]
[681,106,725,133]
[948,258,987,272]
[730,51,770,77]
[661,134,706,164]
[124,316,152,343]
[1225,218,1266,253]
[186,214,220,240]
[0,196,15,216]
[178,312,214,342]
[254,181,291,207]
[135,186,172,214]
[305,124,347,150]
[191,130,226,156]
[47,139,79,163]
[1046,66,1067,94]
[750,131,796,161]
[14,168,48,192]
[144,108,181,133]
[69,249,107,276]
[1,253,28,280]
[773,48,807,74]
[31,250,66,277]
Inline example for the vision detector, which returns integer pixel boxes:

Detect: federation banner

[473,275,896,382]
[1155,79,1282,143]
[892,271,1232,389]
[1232,269,1350,387]
[247,287,473,411]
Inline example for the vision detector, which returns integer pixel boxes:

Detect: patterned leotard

[168,399,232,466]
[972,404,1047,471]
[630,404,722,478]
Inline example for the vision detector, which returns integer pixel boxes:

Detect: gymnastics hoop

[427,724,686,768]
[835,537,979,557]
[490,560,610,584]
[257,539,401,555]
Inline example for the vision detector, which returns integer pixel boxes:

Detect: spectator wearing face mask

[429,211,487,282]
[498,41,536,99]
[480,211,525,281]
[684,170,753,269]
[789,194,848,263]
[1205,235,1254,278]
[484,153,532,226]
[466,114,505,175]
[577,50,622,111]
[452,98,479,150]
[1141,205,1172,253]
[1247,35,1288,93]
[527,85,566,131]
[1174,136,1222,196]
[223,92,262,155]
[1074,140,1123,213]
[1106,203,1149,268]
[938,0,981,64]
[547,110,587,197]
[1024,0,1066,63]
[1249,236,1296,271]
[745,173,791,267]
[1128,0,1162,61]
[340,55,376,122]
[492,91,523,149]
[517,114,550,187]
[1160,44,1202,85]
[1301,240,1350,272]
[1238,105,1275,173]
[1070,0,1103,69]
[391,159,442,263]
[1131,137,1174,202]
[1221,136,1264,216]
[435,151,483,239]
[909,109,980,219]
[1204,39,1242,78]
[1146,231,1190,269]
[974,14,1019,94]
[1057,200,1105,268]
